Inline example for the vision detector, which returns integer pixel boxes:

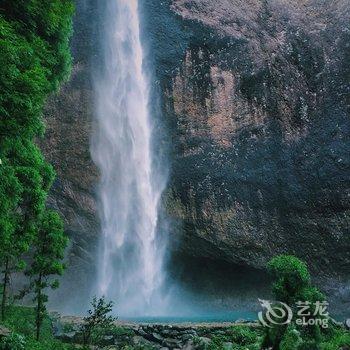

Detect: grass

[0,306,76,350]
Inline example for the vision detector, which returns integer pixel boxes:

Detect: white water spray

[91,0,167,316]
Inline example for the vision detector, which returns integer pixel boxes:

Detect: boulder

[56,331,79,344]
[183,340,195,350]
[152,332,165,343]
[181,333,193,342]
[132,335,155,348]
[0,326,11,338]
[198,337,211,348]
[163,337,182,348]
[100,335,115,346]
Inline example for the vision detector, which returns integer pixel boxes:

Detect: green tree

[26,210,68,341]
[0,0,73,321]
[263,255,326,349]
[267,255,311,305]
[0,161,22,320]
[0,1,74,138]
[0,139,55,320]
[80,296,117,346]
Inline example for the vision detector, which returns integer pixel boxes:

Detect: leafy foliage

[0,139,57,320]
[0,163,22,320]
[0,0,74,138]
[262,255,348,350]
[0,0,73,322]
[80,296,117,345]
[267,255,311,305]
[229,325,259,345]
[0,332,26,350]
[320,327,350,350]
[0,306,75,350]
[279,326,302,350]
[26,210,68,340]
[197,326,263,350]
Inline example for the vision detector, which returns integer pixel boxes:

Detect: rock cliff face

[43,0,350,313]
[41,0,100,312]
[143,0,350,312]
[142,0,350,269]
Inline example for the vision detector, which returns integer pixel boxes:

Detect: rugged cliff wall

[143,0,350,269]
[143,0,350,312]
[42,0,350,312]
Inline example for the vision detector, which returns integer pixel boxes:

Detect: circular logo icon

[258,299,293,328]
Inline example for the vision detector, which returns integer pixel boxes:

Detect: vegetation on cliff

[0,0,74,340]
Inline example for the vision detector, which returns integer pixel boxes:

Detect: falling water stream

[91,0,167,316]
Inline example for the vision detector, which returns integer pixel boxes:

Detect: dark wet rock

[163,337,183,348]
[167,330,181,337]
[136,328,149,338]
[53,314,260,349]
[40,0,101,313]
[56,331,79,344]
[181,333,194,342]
[183,340,195,350]
[132,335,144,345]
[100,335,115,346]
[152,332,165,343]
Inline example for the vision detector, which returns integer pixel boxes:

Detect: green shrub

[229,326,258,345]
[264,255,326,349]
[62,323,75,333]
[267,255,311,305]
[0,333,26,350]
[207,335,227,350]
[279,326,302,350]
[0,306,75,350]
[80,296,117,345]
[264,255,350,350]
[262,323,288,350]
[206,326,262,350]
[320,328,350,350]
[297,340,320,350]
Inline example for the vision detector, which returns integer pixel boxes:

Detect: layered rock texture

[143,0,350,269]
[40,0,100,311]
[145,0,350,312]
[43,0,350,312]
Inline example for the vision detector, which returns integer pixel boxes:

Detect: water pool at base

[121,311,258,324]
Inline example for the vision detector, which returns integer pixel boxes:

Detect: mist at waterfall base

[89,0,263,321]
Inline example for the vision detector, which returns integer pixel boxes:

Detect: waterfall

[91,0,167,316]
